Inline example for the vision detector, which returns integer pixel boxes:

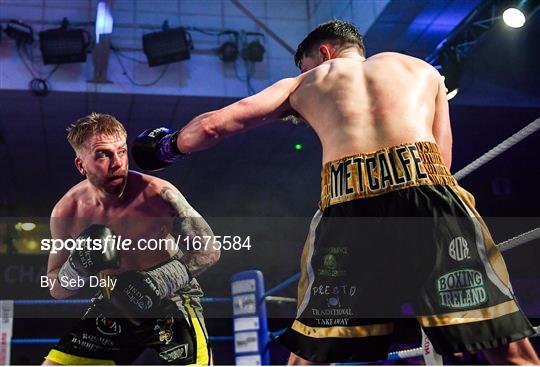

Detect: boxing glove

[109,255,191,323]
[132,127,184,171]
[58,224,120,290]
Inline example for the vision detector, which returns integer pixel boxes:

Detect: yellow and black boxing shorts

[279,141,535,363]
[44,280,211,365]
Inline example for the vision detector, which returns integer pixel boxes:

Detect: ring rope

[10,335,234,345]
[13,296,231,306]
[263,273,301,298]
[387,325,540,362]
[265,296,296,303]
[454,117,540,181]
[497,227,540,253]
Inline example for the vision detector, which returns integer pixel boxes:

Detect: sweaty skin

[172,48,539,365]
[47,134,218,300]
[176,51,451,169]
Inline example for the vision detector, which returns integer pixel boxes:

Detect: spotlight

[218,31,239,62]
[242,32,265,62]
[143,21,191,67]
[39,18,91,65]
[5,20,34,45]
[14,222,36,231]
[95,1,114,43]
[503,7,526,28]
[219,41,239,62]
[242,40,265,62]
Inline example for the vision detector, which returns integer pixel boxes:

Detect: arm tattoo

[160,187,220,276]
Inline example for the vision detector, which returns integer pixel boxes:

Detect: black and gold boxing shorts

[44,284,210,365]
[279,141,534,363]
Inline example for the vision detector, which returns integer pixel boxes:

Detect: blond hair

[67,113,127,152]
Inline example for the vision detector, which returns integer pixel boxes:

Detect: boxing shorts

[279,141,534,363]
[44,278,210,365]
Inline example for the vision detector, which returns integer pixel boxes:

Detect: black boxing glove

[57,224,120,290]
[109,255,191,323]
[132,127,184,171]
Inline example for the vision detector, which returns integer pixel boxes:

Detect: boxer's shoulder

[51,181,87,217]
[367,52,437,72]
[127,171,180,208]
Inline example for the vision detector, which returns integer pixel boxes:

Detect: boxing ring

[2,117,540,365]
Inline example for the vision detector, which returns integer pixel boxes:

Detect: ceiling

[365,0,540,107]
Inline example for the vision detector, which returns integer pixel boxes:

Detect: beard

[87,169,128,196]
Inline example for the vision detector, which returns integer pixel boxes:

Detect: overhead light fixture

[95,1,114,43]
[502,7,526,28]
[39,18,91,65]
[14,222,36,231]
[242,41,265,62]
[242,32,265,62]
[142,21,191,67]
[5,20,34,45]
[219,41,239,62]
[218,31,239,62]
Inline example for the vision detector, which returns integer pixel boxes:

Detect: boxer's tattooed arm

[282,112,305,125]
[160,187,220,276]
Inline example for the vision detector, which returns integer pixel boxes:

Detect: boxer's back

[290,52,443,164]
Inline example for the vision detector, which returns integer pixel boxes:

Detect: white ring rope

[394,347,423,359]
[265,296,296,303]
[392,326,540,360]
[454,117,540,181]
[497,227,540,253]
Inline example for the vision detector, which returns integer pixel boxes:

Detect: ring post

[231,270,270,365]
[0,300,14,365]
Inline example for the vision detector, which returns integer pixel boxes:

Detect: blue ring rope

[11,336,233,344]
[263,272,300,298]
[13,296,231,306]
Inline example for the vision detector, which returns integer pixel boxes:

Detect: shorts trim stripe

[451,187,514,299]
[45,349,116,365]
[291,320,393,338]
[184,296,210,366]
[296,210,323,318]
[418,300,520,327]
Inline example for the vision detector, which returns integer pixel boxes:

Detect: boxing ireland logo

[437,269,488,309]
[449,237,470,261]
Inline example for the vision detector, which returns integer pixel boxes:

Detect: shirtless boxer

[43,113,219,365]
[132,20,539,365]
